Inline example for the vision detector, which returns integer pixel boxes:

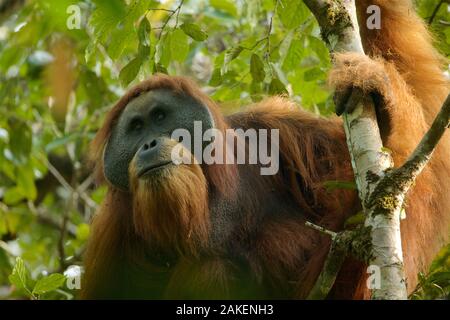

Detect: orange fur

[228,102,359,298]
[83,0,450,299]
[229,98,356,220]
[130,159,210,257]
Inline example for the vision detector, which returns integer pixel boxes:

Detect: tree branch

[307,238,347,300]
[157,0,185,40]
[44,157,98,210]
[305,222,347,299]
[401,93,450,178]
[302,0,406,299]
[428,0,446,25]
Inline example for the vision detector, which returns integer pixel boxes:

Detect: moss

[366,170,381,185]
[335,226,373,263]
[367,167,414,217]
[352,226,373,263]
[316,0,352,49]
[375,195,398,213]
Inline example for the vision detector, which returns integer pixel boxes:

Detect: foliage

[411,245,450,299]
[0,0,448,299]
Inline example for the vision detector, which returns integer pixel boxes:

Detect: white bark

[303,0,408,299]
[340,1,407,300]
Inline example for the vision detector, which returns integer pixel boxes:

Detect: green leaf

[400,208,407,220]
[80,70,110,111]
[210,0,238,17]
[33,273,66,295]
[180,23,208,41]
[138,17,151,46]
[283,39,303,71]
[209,67,223,86]
[223,46,244,70]
[126,0,151,23]
[428,272,450,285]
[0,247,12,279]
[304,67,325,81]
[8,118,32,165]
[108,26,131,60]
[221,46,243,74]
[268,77,287,95]
[9,257,30,292]
[107,1,150,59]
[153,62,168,74]
[45,132,82,152]
[88,0,127,43]
[323,180,357,191]
[139,45,150,60]
[170,28,189,62]
[344,212,366,227]
[155,31,171,67]
[119,57,142,86]
[16,164,37,201]
[250,54,265,82]
[3,187,25,205]
[308,36,330,64]
[91,185,108,205]
[76,223,90,241]
[250,80,264,101]
[289,70,331,107]
[278,0,309,29]
[84,42,97,65]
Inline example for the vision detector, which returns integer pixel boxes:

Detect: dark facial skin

[103,89,214,190]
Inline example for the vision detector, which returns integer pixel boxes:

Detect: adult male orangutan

[81,0,450,299]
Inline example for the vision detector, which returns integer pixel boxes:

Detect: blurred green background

[0,0,449,299]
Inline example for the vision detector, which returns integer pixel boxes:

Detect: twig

[406,94,450,166]
[305,221,337,239]
[305,221,351,299]
[46,245,86,275]
[241,1,277,59]
[175,1,183,28]
[241,37,268,51]
[307,235,348,299]
[78,174,94,193]
[264,8,275,63]
[429,0,445,25]
[157,0,185,40]
[44,157,97,209]
[382,93,450,196]
[58,211,68,272]
[58,157,81,272]
[27,201,77,238]
[148,8,175,13]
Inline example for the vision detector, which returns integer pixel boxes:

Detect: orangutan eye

[152,108,166,123]
[128,117,144,133]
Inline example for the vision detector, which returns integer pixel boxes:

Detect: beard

[129,162,210,256]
